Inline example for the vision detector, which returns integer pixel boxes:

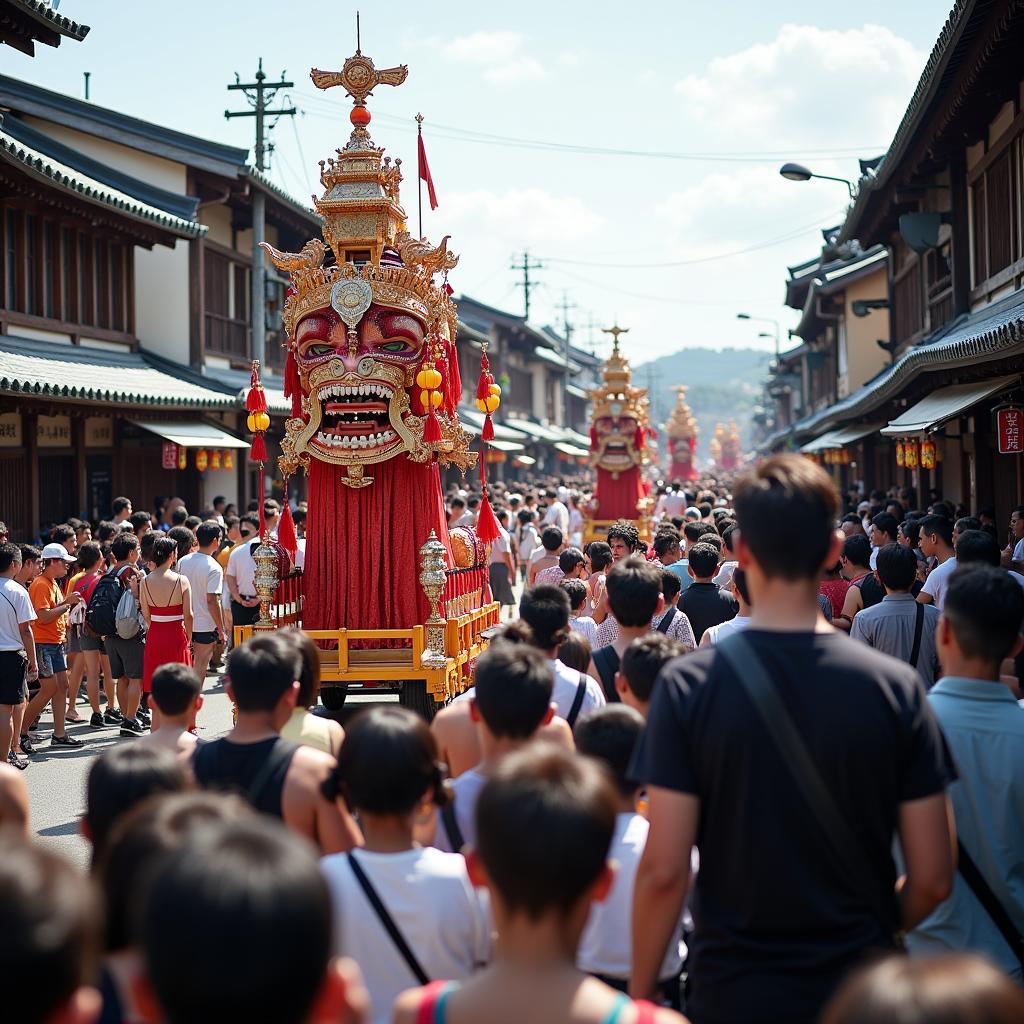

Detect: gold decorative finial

[601,323,629,353]
[310,50,408,110]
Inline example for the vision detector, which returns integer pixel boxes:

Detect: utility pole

[511,250,543,321]
[558,291,577,428]
[225,59,296,372]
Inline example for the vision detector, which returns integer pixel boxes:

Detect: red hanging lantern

[177,446,187,471]
[211,449,222,471]
[920,438,936,470]
[195,448,209,473]
[895,440,905,468]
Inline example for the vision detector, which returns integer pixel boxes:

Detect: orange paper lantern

[920,438,936,470]
[224,450,234,470]
[895,441,905,468]
[211,449,222,471]
[904,440,919,470]
[177,446,187,471]
[195,448,209,473]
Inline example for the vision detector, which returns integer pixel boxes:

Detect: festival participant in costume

[666,386,698,485]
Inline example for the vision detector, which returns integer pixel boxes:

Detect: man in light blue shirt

[908,564,1024,978]
[652,532,692,597]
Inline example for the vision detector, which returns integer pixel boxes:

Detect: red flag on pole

[418,131,438,210]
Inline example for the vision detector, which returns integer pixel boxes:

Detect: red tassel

[250,433,267,463]
[475,491,500,544]
[424,408,442,443]
[278,499,298,559]
[476,351,492,401]
[284,349,302,419]
[246,386,268,414]
[482,415,495,441]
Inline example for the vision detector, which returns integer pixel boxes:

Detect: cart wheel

[319,685,348,711]
[398,680,440,721]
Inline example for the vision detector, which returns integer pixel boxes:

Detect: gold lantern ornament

[904,439,919,470]
[224,450,234,471]
[247,411,271,434]
[177,446,187,471]
[920,438,936,470]
[195,448,209,473]
[211,449,222,471]
[895,440,905,468]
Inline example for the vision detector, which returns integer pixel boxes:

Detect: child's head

[559,577,588,614]
[558,631,592,673]
[519,584,571,650]
[473,744,617,921]
[472,641,554,739]
[322,706,449,816]
[575,705,646,800]
[150,663,202,719]
[541,526,563,553]
[606,556,664,627]
[616,632,684,709]
[687,542,720,581]
[660,567,682,606]
[585,541,613,574]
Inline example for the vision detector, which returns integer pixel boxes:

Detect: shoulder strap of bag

[909,602,925,668]
[440,801,466,853]
[656,606,678,634]
[567,673,588,728]
[348,853,431,986]
[956,839,1024,974]
[716,633,900,942]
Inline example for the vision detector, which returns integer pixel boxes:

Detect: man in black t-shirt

[677,541,738,643]
[630,454,955,1024]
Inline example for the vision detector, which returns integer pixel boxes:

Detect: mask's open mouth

[311,381,400,453]
[601,440,633,470]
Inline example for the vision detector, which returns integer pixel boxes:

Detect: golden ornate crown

[667,385,697,440]
[589,325,649,424]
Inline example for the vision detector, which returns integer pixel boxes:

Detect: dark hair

[541,526,563,552]
[920,514,954,548]
[517,508,535,525]
[558,631,592,673]
[660,567,681,603]
[166,526,195,561]
[170,506,189,526]
[75,540,103,571]
[871,512,899,542]
[606,556,663,626]
[112,496,132,515]
[195,520,222,548]
[606,519,641,552]
[140,817,333,1024]
[558,547,585,574]
[449,497,466,511]
[874,543,917,591]
[721,522,738,553]
[128,510,152,534]
[19,543,40,564]
[322,706,448,813]
[277,628,322,707]
[151,536,178,567]
[586,541,613,573]
[575,704,646,797]
[86,745,188,866]
[733,454,840,581]
[110,532,139,561]
[475,745,617,919]
[97,791,254,951]
[0,835,99,1024]
[899,518,921,546]
[473,641,553,739]
[683,521,705,543]
[620,633,684,703]
[225,514,241,531]
[183,516,201,532]
[226,634,300,712]
[96,521,118,542]
[239,512,260,537]
[519,584,571,649]
[687,542,719,579]
[697,502,712,518]
[140,531,158,562]
[0,542,20,573]
[954,529,1000,567]
[840,512,862,526]
[559,577,588,612]
[821,953,1024,1024]
[944,565,1024,666]
[653,532,682,561]
[955,516,981,536]
[842,533,873,569]
[732,567,751,605]
[151,663,202,716]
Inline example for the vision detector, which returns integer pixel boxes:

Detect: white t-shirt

[703,615,752,646]
[713,559,738,588]
[921,555,958,610]
[0,577,35,650]
[321,847,490,1024]
[516,523,539,564]
[549,657,605,719]
[657,492,687,520]
[432,766,487,853]
[543,500,570,536]
[488,526,511,565]
[578,813,686,980]
[226,541,258,599]
[570,615,598,647]
[176,552,223,633]
[295,537,306,570]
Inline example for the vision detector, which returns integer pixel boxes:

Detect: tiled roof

[0,122,204,239]
[2,0,89,53]
[246,167,320,228]
[0,335,237,409]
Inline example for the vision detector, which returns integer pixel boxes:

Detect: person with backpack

[90,532,147,737]
[321,706,490,1024]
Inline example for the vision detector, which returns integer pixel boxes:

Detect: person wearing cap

[24,544,85,750]
[684,506,702,522]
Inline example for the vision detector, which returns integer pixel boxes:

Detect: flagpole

[415,112,424,238]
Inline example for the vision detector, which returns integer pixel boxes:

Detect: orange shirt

[29,575,66,645]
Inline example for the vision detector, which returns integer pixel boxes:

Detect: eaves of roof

[793,246,888,339]
[244,167,321,229]
[4,0,89,43]
[0,125,205,240]
[455,294,527,330]
[778,287,1024,442]
[0,74,249,178]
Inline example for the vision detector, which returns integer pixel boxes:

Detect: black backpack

[85,567,130,637]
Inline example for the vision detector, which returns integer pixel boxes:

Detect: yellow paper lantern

[895,441,905,468]
[246,411,271,433]
[224,451,234,470]
[195,448,209,473]
[177,446,187,471]
[904,440,919,470]
[920,438,936,470]
[211,449,222,471]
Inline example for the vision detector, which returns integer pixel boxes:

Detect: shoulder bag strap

[956,839,1024,974]
[440,801,466,853]
[348,853,431,986]
[567,673,588,728]
[656,606,677,634]
[909,602,925,668]
[716,633,900,942]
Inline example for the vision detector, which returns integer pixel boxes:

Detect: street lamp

[737,312,780,356]
[779,162,855,199]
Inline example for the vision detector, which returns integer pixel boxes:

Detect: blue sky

[9,1,951,362]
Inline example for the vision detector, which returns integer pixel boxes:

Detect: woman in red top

[818,559,850,619]
[67,542,109,727]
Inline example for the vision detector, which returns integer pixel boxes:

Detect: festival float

[235,40,499,716]
[666,385,698,482]
[709,420,742,474]
[583,324,652,542]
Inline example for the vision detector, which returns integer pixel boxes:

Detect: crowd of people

[2,458,1024,1024]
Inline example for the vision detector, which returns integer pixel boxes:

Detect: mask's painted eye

[379,340,411,353]
[304,343,333,358]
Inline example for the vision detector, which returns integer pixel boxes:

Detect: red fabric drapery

[304,457,451,631]
[595,466,645,521]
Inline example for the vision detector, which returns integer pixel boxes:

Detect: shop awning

[801,422,885,451]
[559,427,592,448]
[503,416,565,443]
[484,438,525,453]
[881,377,1019,436]
[800,431,844,453]
[513,454,536,466]
[457,407,529,443]
[134,421,250,449]
[554,441,590,458]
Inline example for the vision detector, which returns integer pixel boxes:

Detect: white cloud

[485,57,545,84]
[442,188,604,246]
[441,30,546,84]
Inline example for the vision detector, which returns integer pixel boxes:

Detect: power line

[511,251,543,320]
